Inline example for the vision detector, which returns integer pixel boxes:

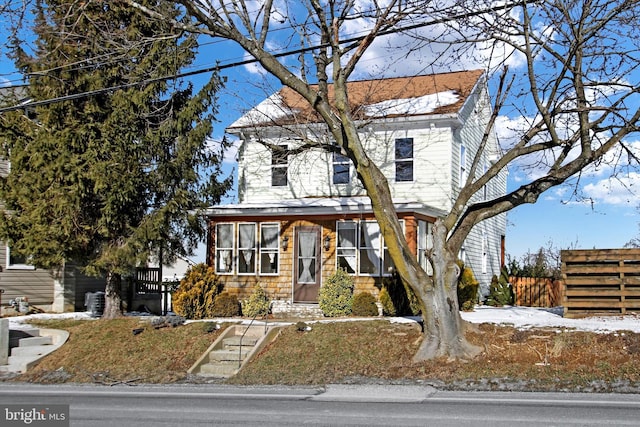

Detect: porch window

[333,152,350,184]
[271,145,288,187]
[215,223,234,274]
[395,138,413,182]
[417,220,433,275]
[383,220,405,275]
[359,221,382,275]
[259,223,279,275]
[336,221,357,274]
[238,223,257,274]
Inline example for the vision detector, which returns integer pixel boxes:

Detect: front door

[293,226,321,303]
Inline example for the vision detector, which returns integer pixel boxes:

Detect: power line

[0,2,518,114]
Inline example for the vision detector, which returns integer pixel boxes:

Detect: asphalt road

[1,383,640,426]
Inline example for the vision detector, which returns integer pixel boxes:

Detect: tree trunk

[103,271,123,319]
[412,220,482,362]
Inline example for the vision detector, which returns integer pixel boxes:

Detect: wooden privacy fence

[510,277,563,308]
[562,248,640,318]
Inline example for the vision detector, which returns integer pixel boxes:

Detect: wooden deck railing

[562,248,640,318]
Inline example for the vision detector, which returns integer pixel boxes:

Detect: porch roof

[204,197,446,219]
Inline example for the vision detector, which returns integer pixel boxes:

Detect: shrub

[212,292,241,317]
[381,272,421,316]
[243,285,271,318]
[379,287,395,316]
[172,263,223,319]
[486,267,514,307]
[352,292,379,317]
[319,268,354,317]
[457,261,479,312]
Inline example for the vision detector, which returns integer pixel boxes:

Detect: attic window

[271,145,288,187]
[395,138,413,182]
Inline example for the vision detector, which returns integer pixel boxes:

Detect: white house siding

[238,121,456,209]
[451,82,507,292]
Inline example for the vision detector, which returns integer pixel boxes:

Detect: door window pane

[297,231,317,283]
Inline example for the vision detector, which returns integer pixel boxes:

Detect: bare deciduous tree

[7,0,637,359]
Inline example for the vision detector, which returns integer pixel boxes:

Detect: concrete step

[223,336,258,347]
[10,346,51,357]
[8,329,40,348]
[18,336,53,347]
[209,348,252,362]
[198,361,239,377]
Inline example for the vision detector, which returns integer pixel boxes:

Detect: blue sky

[1,11,638,264]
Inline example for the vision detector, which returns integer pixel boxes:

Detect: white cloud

[583,173,640,206]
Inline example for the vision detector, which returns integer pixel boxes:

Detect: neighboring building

[205,70,507,312]
[0,86,104,314]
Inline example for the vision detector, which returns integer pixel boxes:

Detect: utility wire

[0,1,518,114]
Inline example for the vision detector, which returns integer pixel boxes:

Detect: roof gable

[228,69,484,129]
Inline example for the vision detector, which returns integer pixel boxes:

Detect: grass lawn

[8,317,640,392]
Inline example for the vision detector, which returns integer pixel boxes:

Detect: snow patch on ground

[462,305,640,333]
[6,306,640,334]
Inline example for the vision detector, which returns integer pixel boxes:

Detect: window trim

[332,151,351,185]
[417,220,433,276]
[336,219,404,277]
[259,222,280,276]
[459,144,467,187]
[214,223,235,275]
[237,222,258,275]
[395,137,414,182]
[271,144,288,187]
[6,247,35,270]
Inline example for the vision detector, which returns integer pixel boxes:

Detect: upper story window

[259,223,279,275]
[332,152,351,184]
[215,223,234,274]
[459,144,467,187]
[6,247,35,270]
[395,138,413,182]
[271,145,288,187]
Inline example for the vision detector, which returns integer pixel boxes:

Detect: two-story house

[205,70,507,313]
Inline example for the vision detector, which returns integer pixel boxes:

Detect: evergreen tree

[0,0,231,318]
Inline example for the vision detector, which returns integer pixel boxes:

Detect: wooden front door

[293,226,321,303]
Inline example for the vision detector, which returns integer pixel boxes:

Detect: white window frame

[417,220,433,276]
[336,221,357,274]
[237,222,257,275]
[214,223,234,275]
[358,220,382,276]
[332,151,351,185]
[482,231,488,274]
[259,223,280,275]
[6,247,35,270]
[395,138,414,182]
[382,220,405,276]
[271,145,288,187]
[459,144,467,187]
